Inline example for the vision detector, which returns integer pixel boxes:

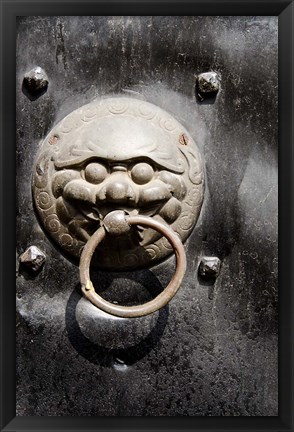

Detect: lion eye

[84,162,107,184]
[131,162,154,185]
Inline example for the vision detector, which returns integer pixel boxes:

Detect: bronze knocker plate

[32,97,204,271]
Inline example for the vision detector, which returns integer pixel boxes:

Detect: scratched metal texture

[16,16,278,416]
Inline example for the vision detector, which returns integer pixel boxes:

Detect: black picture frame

[1,1,293,431]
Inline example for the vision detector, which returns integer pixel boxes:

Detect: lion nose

[104,176,135,203]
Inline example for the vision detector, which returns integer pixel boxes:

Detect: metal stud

[19,245,46,272]
[198,256,221,278]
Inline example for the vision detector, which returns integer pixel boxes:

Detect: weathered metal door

[16,16,278,416]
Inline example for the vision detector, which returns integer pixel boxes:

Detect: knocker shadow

[65,270,169,367]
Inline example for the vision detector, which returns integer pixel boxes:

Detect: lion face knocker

[32,97,204,271]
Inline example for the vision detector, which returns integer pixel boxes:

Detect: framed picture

[1,1,293,431]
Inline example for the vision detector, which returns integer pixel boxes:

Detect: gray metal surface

[16,16,278,416]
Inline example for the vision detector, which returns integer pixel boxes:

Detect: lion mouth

[78,202,166,222]
[74,202,168,244]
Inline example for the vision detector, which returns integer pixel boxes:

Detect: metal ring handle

[79,213,187,318]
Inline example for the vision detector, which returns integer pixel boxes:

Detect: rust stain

[179,133,189,146]
[48,134,59,145]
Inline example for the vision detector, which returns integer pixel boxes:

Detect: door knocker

[32,97,204,317]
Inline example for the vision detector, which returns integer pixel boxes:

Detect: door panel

[16,16,278,416]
